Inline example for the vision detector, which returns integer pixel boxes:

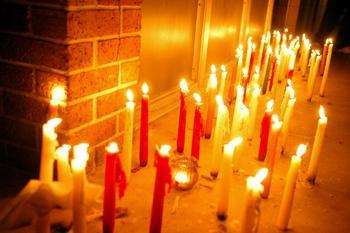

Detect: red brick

[36,70,68,98]
[32,8,67,39]
[28,0,67,6]
[3,91,49,124]
[67,10,120,40]
[98,0,119,5]
[96,89,126,118]
[68,0,96,5]
[122,9,141,33]
[119,36,141,60]
[121,0,142,5]
[0,116,39,148]
[0,63,35,93]
[118,110,125,133]
[60,116,116,146]
[0,3,29,32]
[61,100,93,130]
[121,60,139,84]
[7,144,40,175]
[97,38,120,65]
[67,42,93,70]
[68,65,119,100]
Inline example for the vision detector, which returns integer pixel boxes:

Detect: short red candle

[140,83,149,166]
[258,100,274,161]
[191,93,203,160]
[150,145,172,233]
[177,79,189,153]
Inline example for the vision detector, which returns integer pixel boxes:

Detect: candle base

[306,176,316,184]
[210,171,218,179]
[204,133,211,139]
[217,213,227,221]
[307,98,311,102]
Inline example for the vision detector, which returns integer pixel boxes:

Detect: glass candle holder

[171,156,199,190]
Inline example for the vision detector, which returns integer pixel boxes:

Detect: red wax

[260,45,267,68]
[149,150,172,233]
[191,105,203,160]
[287,68,294,80]
[140,95,149,166]
[247,50,255,83]
[177,92,186,153]
[320,43,328,75]
[268,57,277,91]
[242,76,249,103]
[103,149,126,233]
[258,110,272,161]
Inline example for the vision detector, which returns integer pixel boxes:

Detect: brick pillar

[0,0,142,176]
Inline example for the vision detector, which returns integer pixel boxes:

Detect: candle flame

[211,64,216,73]
[71,158,86,171]
[142,83,149,94]
[266,99,274,112]
[158,144,171,157]
[267,45,272,54]
[240,103,249,115]
[126,89,134,102]
[73,143,89,163]
[254,66,260,74]
[287,79,292,87]
[46,118,62,129]
[106,142,119,153]
[209,75,218,89]
[56,144,71,160]
[253,84,261,95]
[228,137,243,148]
[221,64,226,72]
[272,114,283,129]
[193,93,202,104]
[50,85,67,106]
[319,105,326,120]
[180,79,189,93]
[174,171,190,184]
[272,114,279,124]
[242,68,248,77]
[252,43,256,50]
[289,88,295,99]
[296,144,307,158]
[216,95,224,105]
[254,168,268,183]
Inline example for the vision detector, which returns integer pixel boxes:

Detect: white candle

[72,143,89,233]
[307,106,328,183]
[123,89,135,181]
[307,52,321,101]
[320,39,333,96]
[231,85,244,138]
[247,84,261,140]
[280,89,296,153]
[276,144,307,230]
[211,96,229,178]
[257,35,266,67]
[245,37,252,71]
[280,79,292,119]
[234,50,243,98]
[219,65,227,96]
[56,144,72,185]
[306,50,316,81]
[40,118,62,182]
[300,40,311,77]
[217,137,243,220]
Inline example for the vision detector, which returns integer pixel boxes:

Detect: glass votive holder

[171,155,199,191]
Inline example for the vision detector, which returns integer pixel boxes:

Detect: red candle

[140,83,149,166]
[242,69,249,103]
[204,70,218,139]
[260,43,267,68]
[150,145,173,233]
[191,93,203,160]
[103,142,127,233]
[177,79,189,153]
[247,44,256,83]
[258,100,274,161]
[268,56,277,91]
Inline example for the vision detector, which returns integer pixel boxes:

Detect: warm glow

[287,79,292,87]
[106,142,119,154]
[71,158,86,171]
[272,114,282,129]
[247,168,268,191]
[221,64,226,72]
[73,143,89,163]
[289,88,295,99]
[56,144,71,160]
[126,89,134,102]
[296,144,307,158]
[319,105,327,120]
[266,99,274,112]
[50,85,67,106]
[142,83,149,95]
[179,79,189,93]
[228,137,243,148]
[252,43,256,51]
[211,64,216,73]
[193,93,202,104]
[216,95,224,105]
[242,68,248,77]
[254,66,260,74]
[208,75,218,89]
[174,171,190,184]
[267,45,272,54]
[46,118,62,129]
[158,144,171,157]
[328,38,333,44]
[252,84,261,96]
[255,168,269,183]
[240,103,249,116]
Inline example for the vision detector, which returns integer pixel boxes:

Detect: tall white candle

[231,85,244,138]
[320,40,333,97]
[245,37,253,71]
[280,89,296,153]
[219,65,227,96]
[280,79,292,119]
[307,52,321,101]
[123,89,135,181]
[56,144,72,185]
[247,84,261,140]
[40,118,62,182]
[307,106,328,183]
[217,137,243,220]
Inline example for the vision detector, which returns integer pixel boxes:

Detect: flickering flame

[253,84,261,95]
[216,95,224,105]
[73,143,89,163]
[158,144,171,157]
[56,144,71,160]
[328,38,333,44]
[179,79,189,93]
[272,114,279,124]
[242,68,248,77]
[174,171,190,184]
[228,137,243,148]
[46,118,62,130]
[252,43,256,51]
[211,64,216,73]
[71,158,86,171]
[193,93,202,104]
[267,45,272,54]
[255,168,268,183]
[266,99,274,112]
[287,79,292,87]
[106,142,119,154]
[296,144,307,158]
[208,75,218,89]
[247,168,268,192]
[50,85,67,106]
[319,105,326,120]
[254,66,260,74]
[126,89,134,102]
[240,103,249,116]
[142,83,149,95]
[221,64,226,72]
[272,114,282,129]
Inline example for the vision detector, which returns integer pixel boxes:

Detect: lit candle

[300,40,311,77]
[280,89,296,153]
[177,79,189,153]
[228,46,243,102]
[280,79,292,119]
[218,65,227,96]
[217,137,243,220]
[320,39,333,96]
[55,144,71,185]
[205,67,218,139]
[261,115,282,199]
[247,43,256,83]
[191,93,203,160]
[239,168,268,233]
[150,145,172,233]
[320,39,329,76]
[307,106,328,183]
[247,84,261,140]
[307,51,321,101]
[268,53,278,92]
[242,68,249,102]
[231,85,244,138]
[271,57,280,98]
[258,100,274,161]
[276,144,307,230]
[245,37,252,71]
[49,85,66,118]
[261,46,272,94]
[40,118,62,182]
[140,83,149,166]
[123,89,135,181]
[174,171,190,188]
[211,96,229,178]
[286,51,295,80]
[234,49,243,98]
[72,143,90,233]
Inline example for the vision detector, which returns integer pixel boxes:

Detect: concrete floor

[1,53,350,232]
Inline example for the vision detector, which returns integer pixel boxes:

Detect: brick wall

[0,0,142,176]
